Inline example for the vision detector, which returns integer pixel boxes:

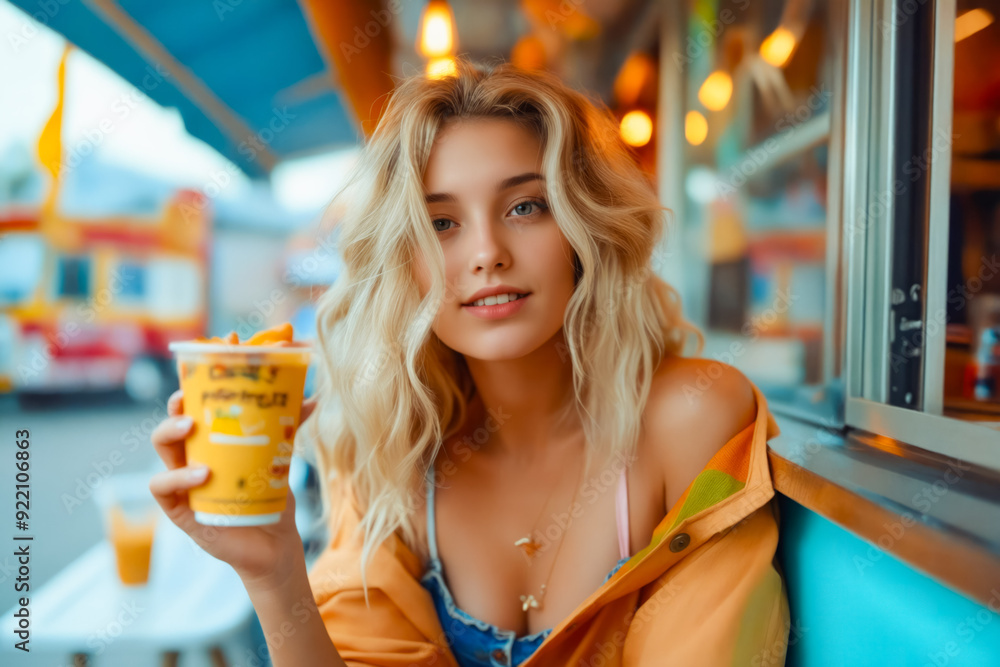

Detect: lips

[461,292,531,319]
[464,292,529,307]
[462,284,531,305]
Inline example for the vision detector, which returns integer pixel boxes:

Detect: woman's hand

[148,389,319,588]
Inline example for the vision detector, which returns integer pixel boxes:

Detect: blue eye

[431,199,548,233]
[510,199,548,217]
[432,219,456,232]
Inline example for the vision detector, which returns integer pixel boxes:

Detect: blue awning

[9,0,362,179]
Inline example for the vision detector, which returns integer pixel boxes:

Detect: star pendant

[514,535,542,557]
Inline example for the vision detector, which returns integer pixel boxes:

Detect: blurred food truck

[0,190,210,401]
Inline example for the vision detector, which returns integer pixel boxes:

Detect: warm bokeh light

[698,70,732,111]
[685,110,708,146]
[425,57,457,79]
[613,52,656,107]
[521,0,599,40]
[760,27,797,67]
[955,8,994,42]
[620,110,653,147]
[418,1,456,58]
[511,34,547,71]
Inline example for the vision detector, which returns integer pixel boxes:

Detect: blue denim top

[419,464,630,667]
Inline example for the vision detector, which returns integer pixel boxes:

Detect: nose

[467,219,511,273]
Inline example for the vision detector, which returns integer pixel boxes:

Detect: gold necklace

[513,479,561,558]
[513,438,585,558]
[518,463,583,613]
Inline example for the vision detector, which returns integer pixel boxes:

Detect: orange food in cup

[194,322,296,347]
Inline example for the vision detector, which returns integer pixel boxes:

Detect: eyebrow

[424,172,545,204]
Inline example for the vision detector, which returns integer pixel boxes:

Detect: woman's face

[414,117,577,361]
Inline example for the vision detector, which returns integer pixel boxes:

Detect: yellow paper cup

[168,340,312,526]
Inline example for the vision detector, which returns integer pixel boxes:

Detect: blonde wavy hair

[301,56,703,607]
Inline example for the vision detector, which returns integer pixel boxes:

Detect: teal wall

[775,494,1000,666]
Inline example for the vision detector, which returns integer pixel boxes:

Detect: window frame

[843,0,1000,472]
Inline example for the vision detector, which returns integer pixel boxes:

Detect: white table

[1,513,256,666]
[1,459,317,666]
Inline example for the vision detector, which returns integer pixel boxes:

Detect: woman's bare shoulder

[646,356,756,416]
[643,356,758,502]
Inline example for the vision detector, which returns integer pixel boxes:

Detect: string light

[620,110,653,147]
[698,70,733,111]
[760,27,797,67]
[685,111,708,146]
[418,1,456,59]
[955,8,993,42]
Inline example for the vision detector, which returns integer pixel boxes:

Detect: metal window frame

[823,0,848,388]
[843,0,876,405]
[844,0,1000,472]
[921,0,955,416]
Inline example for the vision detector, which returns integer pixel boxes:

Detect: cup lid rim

[168,341,313,355]
[92,472,159,508]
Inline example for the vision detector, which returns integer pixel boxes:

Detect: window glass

[115,260,146,303]
[680,0,836,402]
[0,234,44,306]
[942,1,1000,426]
[57,254,91,299]
[147,257,202,320]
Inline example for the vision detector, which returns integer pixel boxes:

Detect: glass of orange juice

[93,472,159,586]
[168,323,312,526]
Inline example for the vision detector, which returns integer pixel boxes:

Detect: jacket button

[669,533,690,552]
[491,648,508,663]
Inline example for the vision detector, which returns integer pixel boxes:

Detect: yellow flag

[37,43,71,213]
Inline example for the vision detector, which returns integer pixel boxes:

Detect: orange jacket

[309,381,790,666]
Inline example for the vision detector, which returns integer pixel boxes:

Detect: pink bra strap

[616,466,630,560]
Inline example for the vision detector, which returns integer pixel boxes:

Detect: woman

[150,57,790,666]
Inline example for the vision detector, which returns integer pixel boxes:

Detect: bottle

[972,327,1000,402]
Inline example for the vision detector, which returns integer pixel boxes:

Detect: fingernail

[176,416,193,431]
[187,466,209,482]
